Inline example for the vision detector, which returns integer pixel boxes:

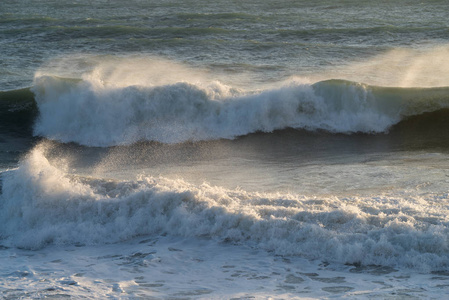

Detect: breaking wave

[0,144,448,272]
[2,75,449,146]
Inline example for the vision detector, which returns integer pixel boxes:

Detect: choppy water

[1,0,449,298]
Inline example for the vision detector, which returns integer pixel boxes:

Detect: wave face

[30,75,449,146]
[0,88,37,136]
[1,144,448,272]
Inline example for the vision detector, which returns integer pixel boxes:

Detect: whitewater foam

[1,143,448,272]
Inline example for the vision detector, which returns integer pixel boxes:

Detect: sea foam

[1,144,448,272]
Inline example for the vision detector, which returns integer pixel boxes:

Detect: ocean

[1,0,449,298]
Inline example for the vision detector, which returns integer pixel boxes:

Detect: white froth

[1,145,448,272]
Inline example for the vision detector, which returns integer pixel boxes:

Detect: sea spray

[312,46,449,88]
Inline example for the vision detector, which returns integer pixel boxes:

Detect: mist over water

[309,46,449,88]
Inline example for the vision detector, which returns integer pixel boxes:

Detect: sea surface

[1,0,449,298]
